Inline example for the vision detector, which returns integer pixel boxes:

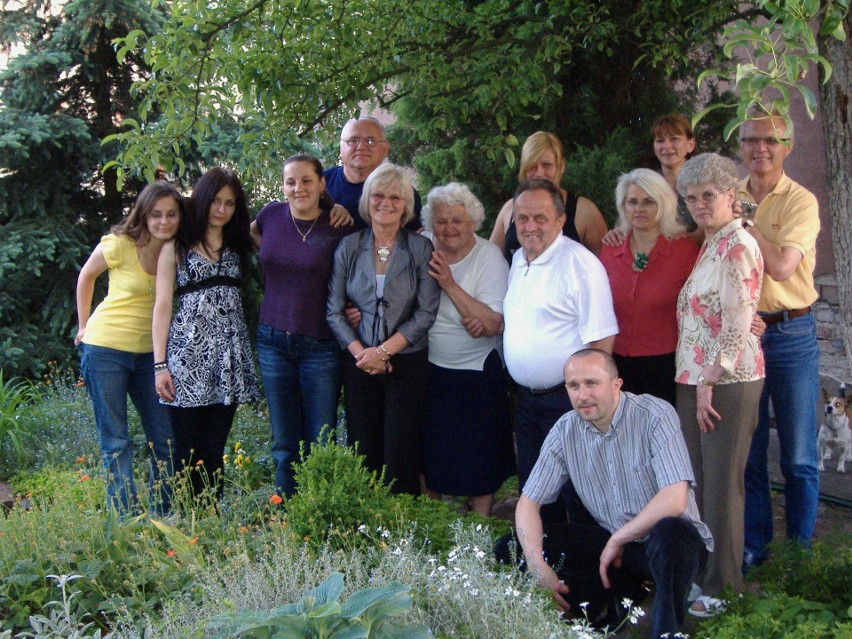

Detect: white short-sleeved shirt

[427,236,509,370]
[503,235,618,389]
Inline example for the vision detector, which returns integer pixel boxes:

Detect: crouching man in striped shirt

[496,349,712,639]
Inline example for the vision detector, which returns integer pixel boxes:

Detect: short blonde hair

[614,169,684,240]
[517,131,565,182]
[358,163,416,226]
[422,182,485,232]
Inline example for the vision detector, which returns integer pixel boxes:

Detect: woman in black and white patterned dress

[153,168,259,500]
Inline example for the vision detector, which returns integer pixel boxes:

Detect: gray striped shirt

[524,391,713,550]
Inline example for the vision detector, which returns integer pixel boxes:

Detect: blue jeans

[80,344,174,514]
[744,313,820,558]
[257,324,342,497]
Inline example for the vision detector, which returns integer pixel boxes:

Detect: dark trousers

[514,386,593,525]
[613,352,676,407]
[169,403,238,500]
[495,517,708,639]
[343,349,428,495]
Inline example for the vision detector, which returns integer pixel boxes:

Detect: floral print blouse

[676,218,765,385]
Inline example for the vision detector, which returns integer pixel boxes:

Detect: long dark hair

[283,153,335,211]
[111,181,184,246]
[178,167,253,266]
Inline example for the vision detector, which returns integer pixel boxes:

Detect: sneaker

[688,595,726,618]
[687,583,702,603]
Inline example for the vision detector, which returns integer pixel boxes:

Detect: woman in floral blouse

[675,153,765,618]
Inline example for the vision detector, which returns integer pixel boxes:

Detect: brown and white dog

[818,385,852,473]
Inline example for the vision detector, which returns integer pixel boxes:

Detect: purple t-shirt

[256,201,354,339]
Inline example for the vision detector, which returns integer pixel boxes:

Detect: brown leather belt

[759,306,811,326]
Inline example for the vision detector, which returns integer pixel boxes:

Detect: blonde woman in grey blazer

[327,163,439,495]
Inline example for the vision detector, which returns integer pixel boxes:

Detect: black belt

[759,306,811,326]
[176,275,241,297]
[527,383,565,396]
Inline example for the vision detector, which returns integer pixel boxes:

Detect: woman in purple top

[250,154,354,498]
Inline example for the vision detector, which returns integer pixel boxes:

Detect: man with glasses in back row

[737,108,821,569]
[324,116,422,230]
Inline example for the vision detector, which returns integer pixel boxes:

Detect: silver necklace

[292,212,320,241]
[376,243,394,264]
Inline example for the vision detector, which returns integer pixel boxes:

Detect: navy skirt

[423,350,515,495]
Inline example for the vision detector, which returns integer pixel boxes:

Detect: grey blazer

[326,229,439,353]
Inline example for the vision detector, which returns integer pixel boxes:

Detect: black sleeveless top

[503,192,580,262]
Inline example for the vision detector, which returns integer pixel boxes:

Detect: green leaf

[794,83,818,119]
[504,147,515,168]
[339,581,411,618]
[691,102,735,127]
[722,116,743,141]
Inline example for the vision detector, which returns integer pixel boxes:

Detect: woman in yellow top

[75,182,183,515]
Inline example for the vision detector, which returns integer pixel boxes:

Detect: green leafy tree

[0,0,165,378]
[107,0,755,203]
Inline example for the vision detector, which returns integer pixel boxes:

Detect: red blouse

[599,234,699,357]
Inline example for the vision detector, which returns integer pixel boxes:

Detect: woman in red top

[599,168,699,406]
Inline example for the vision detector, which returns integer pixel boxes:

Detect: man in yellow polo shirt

[737,109,820,569]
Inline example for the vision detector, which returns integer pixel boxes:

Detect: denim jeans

[80,344,174,514]
[744,313,820,558]
[495,517,707,639]
[257,324,342,497]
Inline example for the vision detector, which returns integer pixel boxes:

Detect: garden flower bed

[1,374,850,638]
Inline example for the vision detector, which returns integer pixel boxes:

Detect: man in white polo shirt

[503,178,618,524]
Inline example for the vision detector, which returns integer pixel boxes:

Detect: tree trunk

[819,15,852,378]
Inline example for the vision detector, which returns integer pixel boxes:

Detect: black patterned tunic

[164,249,259,407]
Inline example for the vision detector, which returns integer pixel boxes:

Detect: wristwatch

[697,373,716,387]
[742,218,755,228]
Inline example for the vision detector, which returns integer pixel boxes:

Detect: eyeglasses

[740,136,787,147]
[342,137,384,148]
[369,193,404,205]
[684,190,728,206]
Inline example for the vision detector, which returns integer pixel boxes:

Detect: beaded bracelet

[375,347,388,362]
[379,344,392,358]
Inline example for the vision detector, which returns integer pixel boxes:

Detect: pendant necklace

[292,212,320,242]
[376,242,395,264]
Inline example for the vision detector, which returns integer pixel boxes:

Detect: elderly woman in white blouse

[421,182,514,516]
[675,153,765,617]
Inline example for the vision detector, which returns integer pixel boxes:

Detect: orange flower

[195,459,204,466]
[76,380,84,388]
[166,550,176,557]
[239,526,248,534]
[269,494,283,506]
[75,456,85,464]
[78,474,91,482]
[188,537,198,545]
